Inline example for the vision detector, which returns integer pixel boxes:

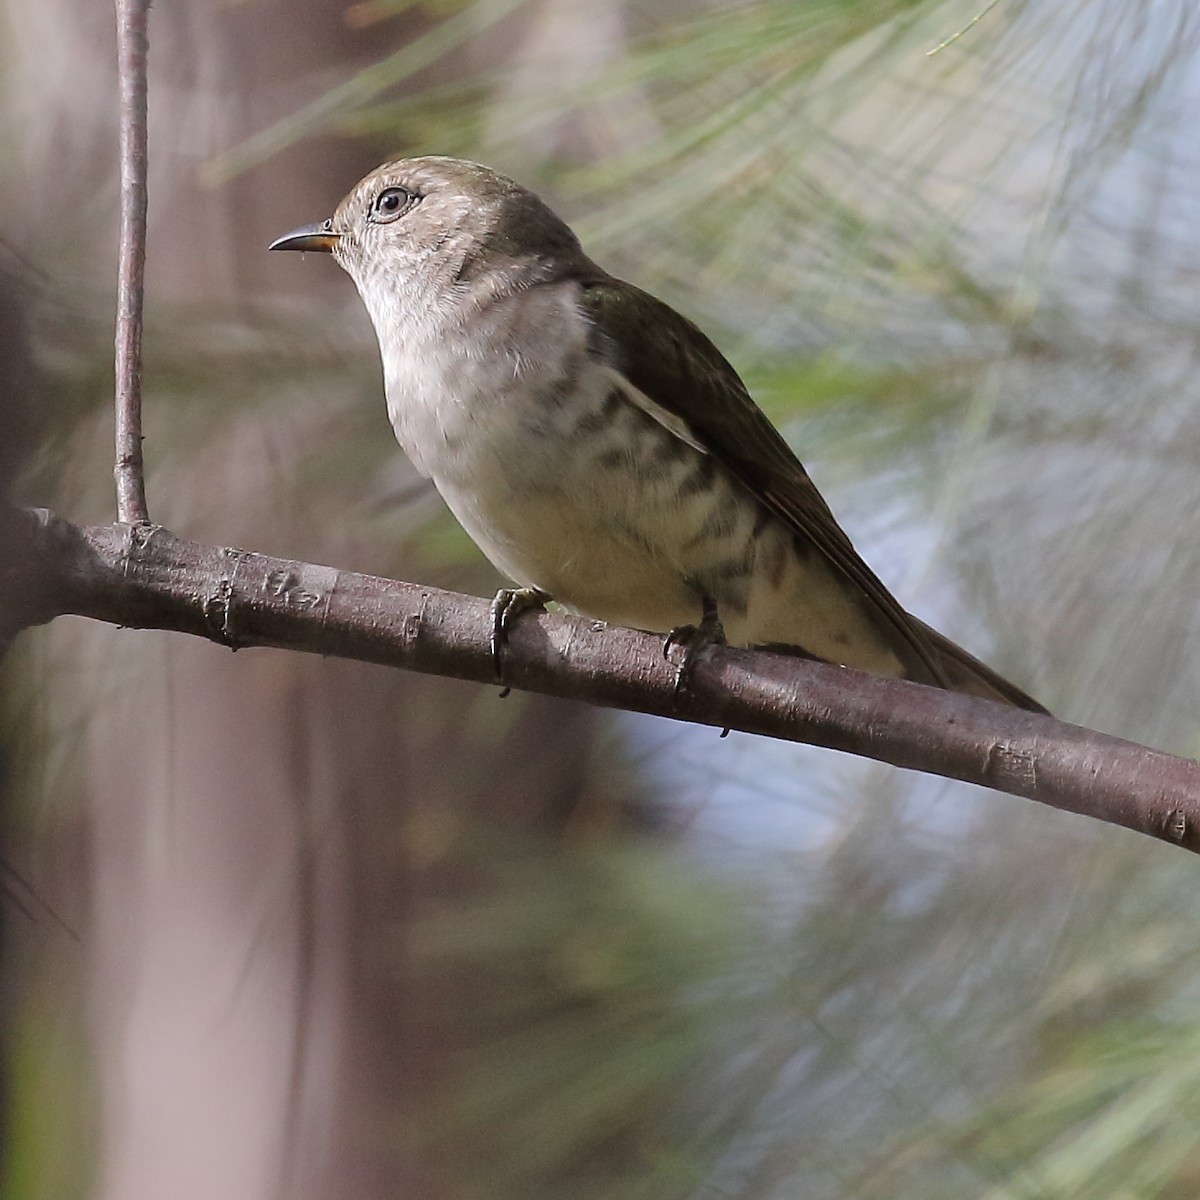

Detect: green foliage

[405,832,746,1197]
[10,0,1200,1197]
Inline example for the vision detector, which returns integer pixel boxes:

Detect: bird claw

[663,597,726,703]
[490,586,550,683]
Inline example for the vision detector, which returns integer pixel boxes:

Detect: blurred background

[4,0,1200,1196]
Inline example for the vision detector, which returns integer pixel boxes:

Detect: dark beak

[268,221,339,253]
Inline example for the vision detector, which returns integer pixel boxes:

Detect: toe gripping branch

[490,586,550,690]
[663,594,726,705]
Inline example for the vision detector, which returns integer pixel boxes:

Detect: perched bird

[270,156,1044,712]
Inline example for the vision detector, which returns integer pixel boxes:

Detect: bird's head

[269,156,588,330]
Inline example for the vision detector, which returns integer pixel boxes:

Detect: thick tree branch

[113,0,150,524]
[5,508,1200,852]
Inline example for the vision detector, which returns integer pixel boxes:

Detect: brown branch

[6,508,1200,853]
[113,0,151,524]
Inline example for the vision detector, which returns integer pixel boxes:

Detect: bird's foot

[490,586,550,685]
[663,596,726,703]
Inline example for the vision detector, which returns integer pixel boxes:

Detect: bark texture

[7,509,1200,853]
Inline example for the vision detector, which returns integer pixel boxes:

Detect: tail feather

[913,619,1048,714]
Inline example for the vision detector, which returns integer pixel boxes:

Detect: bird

[270,156,1045,713]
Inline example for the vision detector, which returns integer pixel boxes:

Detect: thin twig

[113,0,151,524]
[927,0,1002,57]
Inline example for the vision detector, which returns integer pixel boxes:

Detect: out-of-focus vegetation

[4,1,1200,1197]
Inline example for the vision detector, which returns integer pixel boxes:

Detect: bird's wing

[577,275,948,687]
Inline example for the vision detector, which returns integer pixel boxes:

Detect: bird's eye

[371,187,414,223]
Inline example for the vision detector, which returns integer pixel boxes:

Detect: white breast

[356,267,905,675]
[376,280,588,478]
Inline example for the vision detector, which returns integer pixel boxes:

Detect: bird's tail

[913,619,1049,714]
